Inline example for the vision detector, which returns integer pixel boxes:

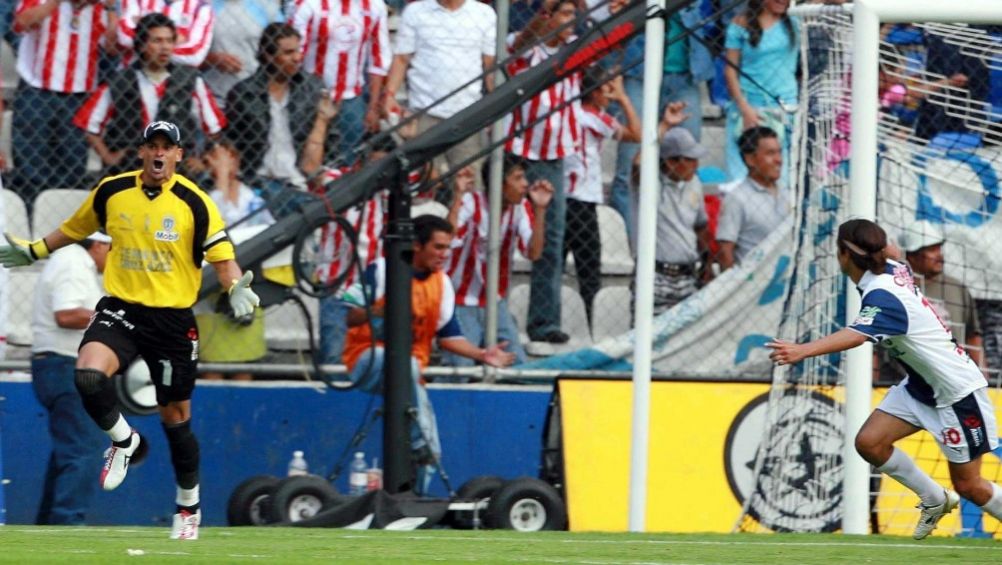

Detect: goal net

[735,6,1002,536]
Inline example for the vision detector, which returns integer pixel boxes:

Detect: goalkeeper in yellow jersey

[0,121,260,540]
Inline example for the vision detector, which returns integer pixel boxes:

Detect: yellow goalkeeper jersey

[60,170,235,308]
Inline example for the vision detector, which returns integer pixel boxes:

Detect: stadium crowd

[0,0,999,380]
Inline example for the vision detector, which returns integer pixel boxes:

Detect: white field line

[337,534,1001,551]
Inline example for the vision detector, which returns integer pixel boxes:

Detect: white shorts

[877,384,999,464]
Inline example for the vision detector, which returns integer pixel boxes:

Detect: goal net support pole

[843,0,1002,535]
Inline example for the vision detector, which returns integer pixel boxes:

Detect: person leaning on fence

[383,0,497,194]
[563,70,640,324]
[0,120,260,541]
[767,219,1002,541]
[30,231,111,526]
[224,22,336,219]
[715,126,790,271]
[73,13,227,178]
[10,0,118,200]
[504,0,580,344]
[291,0,390,168]
[442,156,554,375]
[631,102,713,316]
[340,215,515,494]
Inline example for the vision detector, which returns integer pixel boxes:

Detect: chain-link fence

[2,1,998,386]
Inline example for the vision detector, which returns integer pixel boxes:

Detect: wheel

[267,475,347,523]
[451,475,505,529]
[227,475,281,526]
[486,478,567,531]
[114,358,157,416]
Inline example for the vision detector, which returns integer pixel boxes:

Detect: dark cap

[142,121,181,145]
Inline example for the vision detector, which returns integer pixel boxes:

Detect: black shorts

[81,296,200,406]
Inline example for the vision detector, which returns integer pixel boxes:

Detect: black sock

[176,502,200,514]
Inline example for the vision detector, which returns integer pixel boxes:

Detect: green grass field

[1,527,1000,564]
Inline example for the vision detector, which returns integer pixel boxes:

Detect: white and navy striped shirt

[848,260,986,407]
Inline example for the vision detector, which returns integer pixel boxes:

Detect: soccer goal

[734,0,1002,536]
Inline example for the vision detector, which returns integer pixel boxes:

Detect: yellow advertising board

[558,379,1002,537]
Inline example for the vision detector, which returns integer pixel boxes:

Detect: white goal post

[842,0,1002,536]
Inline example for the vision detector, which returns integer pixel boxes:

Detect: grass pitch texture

[1,528,1000,564]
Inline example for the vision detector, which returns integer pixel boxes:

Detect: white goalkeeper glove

[228,271,260,318]
[0,232,50,268]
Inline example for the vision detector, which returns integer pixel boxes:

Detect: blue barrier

[0,380,551,526]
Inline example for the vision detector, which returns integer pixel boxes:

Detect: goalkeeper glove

[228,271,260,318]
[0,232,50,267]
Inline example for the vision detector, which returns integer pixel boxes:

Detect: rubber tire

[486,477,567,531]
[451,475,505,529]
[267,475,346,523]
[227,475,281,526]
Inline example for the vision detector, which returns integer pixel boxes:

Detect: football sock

[877,447,945,507]
[163,420,200,491]
[980,483,1002,520]
[176,485,200,514]
[109,416,134,446]
[74,368,126,434]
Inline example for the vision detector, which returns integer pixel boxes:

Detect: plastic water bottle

[288,450,308,476]
[366,457,383,492]
[349,452,368,495]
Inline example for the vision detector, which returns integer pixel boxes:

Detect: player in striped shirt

[11,0,118,196]
[563,70,640,323]
[767,219,1002,540]
[443,156,553,371]
[290,0,390,168]
[117,0,214,67]
[73,13,226,176]
[504,0,580,344]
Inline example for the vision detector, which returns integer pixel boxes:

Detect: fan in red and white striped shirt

[290,0,390,104]
[14,0,117,93]
[118,0,214,67]
[502,0,581,162]
[73,73,226,138]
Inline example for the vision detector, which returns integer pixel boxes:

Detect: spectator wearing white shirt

[31,233,111,525]
[384,0,497,192]
[205,141,274,229]
[563,71,639,323]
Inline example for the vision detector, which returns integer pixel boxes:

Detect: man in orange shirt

[341,215,515,494]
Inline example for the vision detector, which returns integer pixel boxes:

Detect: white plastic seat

[7,269,38,346]
[264,295,319,351]
[596,204,634,275]
[32,189,90,239]
[590,286,632,343]
[2,189,29,240]
[0,109,11,170]
[507,283,531,345]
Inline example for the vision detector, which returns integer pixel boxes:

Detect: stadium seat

[32,189,89,239]
[2,189,29,240]
[0,109,11,169]
[509,284,593,357]
[6,269,38,346]
[411,199,448,218]
[507,283,531,345]
[590,286,632,343]
[264,295,319,351]
[596,204,634,275]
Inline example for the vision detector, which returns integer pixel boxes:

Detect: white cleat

[100,430,140,491]
[913,489,960,540]
[170,509,201,540]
